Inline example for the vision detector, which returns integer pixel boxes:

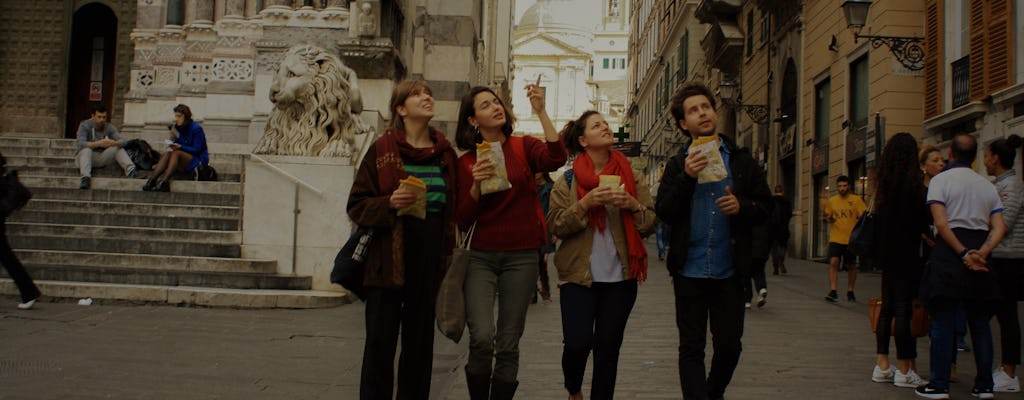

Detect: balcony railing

[952,55,970,109]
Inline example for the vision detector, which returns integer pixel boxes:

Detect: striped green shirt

[404,163,446,213]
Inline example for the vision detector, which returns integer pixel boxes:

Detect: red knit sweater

[456,136,567,251]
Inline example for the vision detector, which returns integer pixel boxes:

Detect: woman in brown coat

[346,80,458,400]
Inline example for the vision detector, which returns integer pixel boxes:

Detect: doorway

[65,3,118,138]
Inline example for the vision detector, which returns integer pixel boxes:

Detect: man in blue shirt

[656,82,772,400]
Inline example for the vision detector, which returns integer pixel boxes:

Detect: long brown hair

[388,80,432,132]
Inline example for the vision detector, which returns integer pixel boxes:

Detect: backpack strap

[563,169,574,188]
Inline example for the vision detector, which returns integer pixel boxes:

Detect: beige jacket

[547,168,657,286]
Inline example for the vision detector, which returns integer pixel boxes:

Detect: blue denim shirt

[681,142,734,279]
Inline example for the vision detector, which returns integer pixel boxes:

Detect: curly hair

[874,132,923,210]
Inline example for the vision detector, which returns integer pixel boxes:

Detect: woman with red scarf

[547,110,657,400]
[347,80,458,400]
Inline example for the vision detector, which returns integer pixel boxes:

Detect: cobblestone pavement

[2,241,1021,399]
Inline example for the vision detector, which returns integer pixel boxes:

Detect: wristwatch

[959,249,970,259]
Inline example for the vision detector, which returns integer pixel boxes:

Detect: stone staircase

[0,137,349,308]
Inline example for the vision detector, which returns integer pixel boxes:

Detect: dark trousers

[0,218,39,303]
[742,257,768,302]
[876,271,919,359]
[770,241,787,270]
[927,297,995,390]
[359,216,441,400]
[673,275,745,400]
[560,280,638,399]
[992,258,1022,366]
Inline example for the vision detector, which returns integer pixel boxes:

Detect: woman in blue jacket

[144,104,209,192]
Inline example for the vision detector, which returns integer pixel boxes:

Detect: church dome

[517,0,594,33]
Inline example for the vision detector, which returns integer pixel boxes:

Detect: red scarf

[375,127,456,195]
[573,150,648,283]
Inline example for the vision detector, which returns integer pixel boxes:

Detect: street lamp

[841,0,925,71]
[718,81,770,125]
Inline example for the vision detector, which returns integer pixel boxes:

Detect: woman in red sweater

[455,84,567,399]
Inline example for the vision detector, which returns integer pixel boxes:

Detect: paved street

[2,241,1021,399]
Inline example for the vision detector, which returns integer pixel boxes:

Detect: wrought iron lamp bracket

[855,34,925,71]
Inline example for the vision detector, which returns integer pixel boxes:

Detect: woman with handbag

[0,152,41,310]
[983,135,1023,393]
[346,80,458,400]
[870,133,930,388]
[454,83,566,400]
[547,110,656,400]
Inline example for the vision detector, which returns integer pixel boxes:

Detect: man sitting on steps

[75,104,138,189]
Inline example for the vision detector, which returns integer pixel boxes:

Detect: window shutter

[985,0,1013,92]
[968,0,986,101]
[924,0,943,118]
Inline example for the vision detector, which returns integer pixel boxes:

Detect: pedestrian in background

[744,221,770,308]
[0,152,41,310]
[656,82,772,400]
[868,133,929,389]
[536,172,555,303]
[347,80,458,400]
[769,185,793,275]
[74,104,138,189]
[983,134,1023,393]
[822,175,868,302]
[917,133,1005,399]
[454,83,567,400]
[656,222,671,261]
[547,110,656,400]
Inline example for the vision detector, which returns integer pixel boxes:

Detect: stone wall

[0,0,136,137]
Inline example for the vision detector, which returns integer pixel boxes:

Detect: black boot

[489,378,518,400]
[142,178,156,191]
[466,369,491,400]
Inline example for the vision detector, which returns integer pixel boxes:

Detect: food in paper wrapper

[396,175,428,219]
[599,175,622,190]
[688,136,728,183]
[477,141,512,194]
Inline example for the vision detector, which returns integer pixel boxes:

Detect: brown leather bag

[869,298,930,338]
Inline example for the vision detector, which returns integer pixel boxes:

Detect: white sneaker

[872,365,896,383]
[756,288,768,307]
[895,369,929,388]
[993,369,1021,392]
[17,299,36,310]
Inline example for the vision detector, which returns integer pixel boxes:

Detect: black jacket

[655,135,772,279]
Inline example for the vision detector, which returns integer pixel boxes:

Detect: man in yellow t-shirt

[822,175,868,303]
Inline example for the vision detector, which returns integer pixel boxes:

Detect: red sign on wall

[89,82,102,101]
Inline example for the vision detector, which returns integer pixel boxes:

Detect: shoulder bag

[330,228,374,301]
[436,223,475,343]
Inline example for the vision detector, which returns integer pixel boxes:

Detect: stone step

[26,187,240,207]
[1,145,77,157]
[6,222,240,245]
[21,264,308,290]
[7,165,243,182]
[10,233,240,258]
[0,137,52,147]
[10,209,240,231]
[19,174,241,195]
[3,154,244,174]
[14,249,277,274]
[0,279,349,309]
[22,198,240,219]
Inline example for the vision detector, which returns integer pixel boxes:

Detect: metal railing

[952,55,970,109]
[249,154,325,275]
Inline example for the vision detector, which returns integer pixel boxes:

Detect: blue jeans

[657,223,672,258]
[927,297,995,390]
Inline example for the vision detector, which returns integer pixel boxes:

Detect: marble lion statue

[254,44,368,157]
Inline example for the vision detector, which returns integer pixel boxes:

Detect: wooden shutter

[968,0,986,100]
[923,0,943,118]
[985,0,1014,92]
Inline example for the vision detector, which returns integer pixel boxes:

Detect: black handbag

[330,228,373,301]
[0,170,32,217]
[849,211,875,257]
